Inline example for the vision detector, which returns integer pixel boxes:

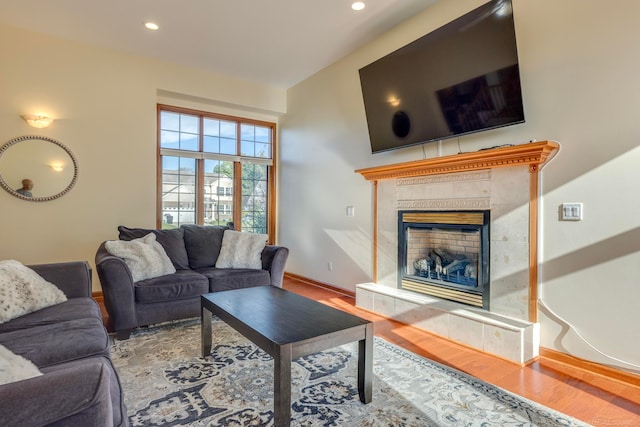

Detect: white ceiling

[0,0,437,89]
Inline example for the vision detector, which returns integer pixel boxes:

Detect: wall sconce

[387,95,401,107]
[22,114,54,128]
[50,163,65,172]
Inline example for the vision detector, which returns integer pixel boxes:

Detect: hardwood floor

[281,277,640,426]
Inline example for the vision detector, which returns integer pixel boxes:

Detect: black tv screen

[359,0,525,153]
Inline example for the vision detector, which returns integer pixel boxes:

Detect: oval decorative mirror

[0,135,79,202]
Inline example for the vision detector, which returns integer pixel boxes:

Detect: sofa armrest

[0,361,114,427]
[95,242,138,334]
[261,245,289,287]
[28,261,92,298]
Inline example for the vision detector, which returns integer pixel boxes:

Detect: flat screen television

[359,0,525,153]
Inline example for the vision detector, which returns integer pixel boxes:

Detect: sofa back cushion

[118,226,190,270]
[181,224,231,269]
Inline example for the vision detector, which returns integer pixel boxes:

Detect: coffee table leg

[201,305,212,357]
[274,343,292,426]
[358,322,373,404]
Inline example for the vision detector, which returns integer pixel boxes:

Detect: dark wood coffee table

[201,286,373,427]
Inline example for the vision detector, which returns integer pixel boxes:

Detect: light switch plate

[561,203,583,221]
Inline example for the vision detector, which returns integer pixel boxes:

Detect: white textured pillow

[0,260,67,324]
[0,344,42,385]
[105,233,176,282]
[215,230,267,269]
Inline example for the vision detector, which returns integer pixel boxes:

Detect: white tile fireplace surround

[355,141,559,364]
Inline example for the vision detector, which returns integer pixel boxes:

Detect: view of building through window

[158,105,274,236]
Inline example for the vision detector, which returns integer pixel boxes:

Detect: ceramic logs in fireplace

[398,211,490,309]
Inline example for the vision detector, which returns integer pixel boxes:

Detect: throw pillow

[118,226,190,270]
[0,260,68,324]
[215,230,267,269]
[105,233,176,282]
[0,344,42,385]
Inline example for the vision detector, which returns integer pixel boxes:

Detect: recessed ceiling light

[352,2,365,11]
[144,22,159,30]
[495,2,512,17]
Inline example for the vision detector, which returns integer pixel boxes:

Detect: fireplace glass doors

[398,211,490,309]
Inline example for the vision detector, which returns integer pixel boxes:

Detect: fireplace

[354,142,559,363]
[399,211,490,309]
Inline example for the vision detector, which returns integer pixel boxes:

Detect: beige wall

[0,24,286,289]
[279,0,640,373]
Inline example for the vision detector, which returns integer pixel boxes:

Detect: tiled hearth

[355,141,558,364]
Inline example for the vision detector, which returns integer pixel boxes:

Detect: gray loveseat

[0,261,128,427]
[96,224,289,340]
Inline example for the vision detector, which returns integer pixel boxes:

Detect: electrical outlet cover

[561,203,583,221]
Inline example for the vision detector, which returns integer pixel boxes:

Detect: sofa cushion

[181,224,231,269]
[0,317,109,368]
[119,225,190,270]
[0,260,67,324]
[134,270,209,304]
[0,343,42,385]
[197,267,271,292]
[215,230,268,269]
[0,298,101,334]
[105,233,176,282]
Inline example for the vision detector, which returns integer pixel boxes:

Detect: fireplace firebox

[398,211,490,309]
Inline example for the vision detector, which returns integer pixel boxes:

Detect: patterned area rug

[111,318,591,426]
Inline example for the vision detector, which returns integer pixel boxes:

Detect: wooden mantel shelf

[356,140,559,181]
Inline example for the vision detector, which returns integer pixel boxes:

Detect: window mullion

[236,122,242,156]
[195,117,205,224]
[232,122,242,230]
[232,161,242,230]
[196,163,205,225]
[268,125,276,240]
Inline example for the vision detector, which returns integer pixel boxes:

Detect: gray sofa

[96,224,289,340]
[0,261,128,427]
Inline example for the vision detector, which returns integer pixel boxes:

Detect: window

[158,105,276,239]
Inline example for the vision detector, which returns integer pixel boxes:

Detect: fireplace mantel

[356,140,559,181]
